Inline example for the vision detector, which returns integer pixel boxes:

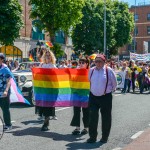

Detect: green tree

[72,0,134,56]
[0,0,23,45]
[29,0,85,43]
[110,0,134,55]
[51,43,64,58]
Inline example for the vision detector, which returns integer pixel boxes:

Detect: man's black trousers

[89,92,112,140]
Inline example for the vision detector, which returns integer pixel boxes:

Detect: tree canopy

[72,0,134,55]
[29,0,85,42]
[0,0,23,45]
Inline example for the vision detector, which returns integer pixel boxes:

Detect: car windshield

[17,63,40,71]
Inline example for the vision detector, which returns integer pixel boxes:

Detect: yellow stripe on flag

[33,80,90,89]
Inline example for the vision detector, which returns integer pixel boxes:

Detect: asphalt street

[0,90,150,150]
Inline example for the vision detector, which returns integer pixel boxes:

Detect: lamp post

[104,0,106,55]
[133,0,137,53]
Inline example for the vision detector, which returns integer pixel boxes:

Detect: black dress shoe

[100,138,108,143]
[41,125,49,131]
[87,138,96,143]
[72,129,80,135]
[81,129,88,135]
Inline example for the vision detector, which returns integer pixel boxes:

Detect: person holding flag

[0,53,12,131]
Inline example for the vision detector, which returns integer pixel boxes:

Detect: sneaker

[87,138,96,143]
[81,129,88,135]
[37,116,44,121]
[100,137,108,143]
[4,125,12,131]
[51,116,58,120]
[72,129,80,135]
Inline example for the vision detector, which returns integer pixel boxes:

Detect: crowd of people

[0,49,150,144]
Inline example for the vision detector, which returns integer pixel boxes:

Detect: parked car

[12,62,40,106]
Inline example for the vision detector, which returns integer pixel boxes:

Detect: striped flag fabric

[45,41,53,48]
[0,66,30,105]
[29,54,34,62]
[32,68,90,108]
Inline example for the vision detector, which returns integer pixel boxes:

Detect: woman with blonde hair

[37,49,57,131]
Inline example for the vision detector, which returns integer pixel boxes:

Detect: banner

[32,68,90,108]
[130,52,150,61]
[115,71,125,89]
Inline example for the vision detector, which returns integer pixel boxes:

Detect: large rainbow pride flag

[32,68,90,108]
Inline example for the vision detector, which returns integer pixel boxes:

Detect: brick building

[119,2,150,60]
[1,0,72,61]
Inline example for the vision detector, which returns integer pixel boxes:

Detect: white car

[13,62,40,105]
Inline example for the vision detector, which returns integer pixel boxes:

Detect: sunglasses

[79,62,85,64]
[95,60,103,63]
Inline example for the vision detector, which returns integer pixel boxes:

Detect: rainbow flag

[29,54,34,62]
[45,41,53,48]
[32,68,90,108]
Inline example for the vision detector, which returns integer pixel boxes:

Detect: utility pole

[133,0,137,53]
[104,0,106,56]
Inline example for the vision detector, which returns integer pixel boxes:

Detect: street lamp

[133,0,137,53]
[104,0,106,55]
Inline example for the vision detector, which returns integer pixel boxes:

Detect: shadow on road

[8,127,84,142]
[21,120,43,125]
[66,142,104,149]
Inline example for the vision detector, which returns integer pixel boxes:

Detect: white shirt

[40,63,57,68]
[89,66,117,96]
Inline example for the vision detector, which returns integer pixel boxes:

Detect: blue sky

[121,0,148,6]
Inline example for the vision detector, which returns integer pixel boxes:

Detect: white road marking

[131,131,144,139]
[11,121,16,123]
[56,107,70,112]
[112,148,122,150]
[0,122,3,126]
[114,94,122,97]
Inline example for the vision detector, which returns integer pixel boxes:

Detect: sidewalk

[123,128,150,150]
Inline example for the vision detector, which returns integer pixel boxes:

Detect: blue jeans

[123,79,129,92]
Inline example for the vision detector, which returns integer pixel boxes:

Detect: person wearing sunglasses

[70,58,90,135]
[87,54,117,143]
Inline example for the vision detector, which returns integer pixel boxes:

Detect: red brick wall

[18,0,50,41]
[19,0,32,38]
[119,5,150,55]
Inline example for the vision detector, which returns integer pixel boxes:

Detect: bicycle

[0,116,4,140]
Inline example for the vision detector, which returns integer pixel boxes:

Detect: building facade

[1,0,72,61]
[119,2,150,59]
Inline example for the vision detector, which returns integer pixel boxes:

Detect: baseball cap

[95,54,106,62]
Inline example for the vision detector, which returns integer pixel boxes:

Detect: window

[128,40,137,52]
[147,26,150,35]
[134,14,139,21]
[147,13,150,21]
[148,41,150,53]
[31,20,45,40]
[134,27,138,36]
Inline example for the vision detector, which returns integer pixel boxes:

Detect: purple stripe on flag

[35,100,88,108]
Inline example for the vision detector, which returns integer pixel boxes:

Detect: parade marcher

[0,53,12,131]
[121,62,131,93]
[87,54,117,143]
[70,58,90,135]
[5,60,12,71]
[59,60,67,68]
[37,50,57,131]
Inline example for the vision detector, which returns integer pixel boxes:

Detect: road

[0,90,150,150]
